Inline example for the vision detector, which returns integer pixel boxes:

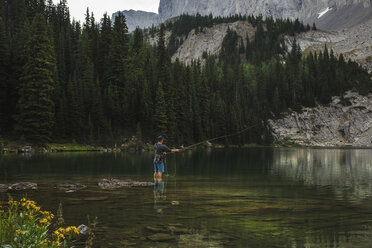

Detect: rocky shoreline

[268,91,372,147]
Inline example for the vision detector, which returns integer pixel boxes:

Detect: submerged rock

[167,226,191,234]
[57,183,87,192]
[147,233,174,241]
[98,178,154,190]
[178,234,223,248]
[146,226,164,232]
[8,182,37,190]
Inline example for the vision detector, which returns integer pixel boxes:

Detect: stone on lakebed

[147,233,174,241]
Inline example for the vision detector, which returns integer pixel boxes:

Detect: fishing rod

[182,124,258,150]
[162,124,257,177]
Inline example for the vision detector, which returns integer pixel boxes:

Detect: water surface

[1,148,372,247]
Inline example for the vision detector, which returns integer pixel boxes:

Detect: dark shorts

[154,160,164,173]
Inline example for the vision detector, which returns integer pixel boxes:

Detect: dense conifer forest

[0,0,371,145]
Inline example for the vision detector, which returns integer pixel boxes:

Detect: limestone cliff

[287,18,372,72]
[159,0,368,22]
[171,21,255,64]
[116,0,372,32]
[268,91,372,147]
[161,18,371,70]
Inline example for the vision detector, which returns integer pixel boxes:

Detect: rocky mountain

[268,91,372,147]
[288,18,372,72]
[171,21,255,64]
[114,0,372,32]
[112,10,161,31]
[159,18,371,72]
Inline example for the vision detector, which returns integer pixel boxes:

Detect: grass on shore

[0,139,104,153]
[47,143,104,152]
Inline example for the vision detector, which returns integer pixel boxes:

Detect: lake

[1,148,372,247]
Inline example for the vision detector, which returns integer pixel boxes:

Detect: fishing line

[162,124,257,177]
[182,124,258,150]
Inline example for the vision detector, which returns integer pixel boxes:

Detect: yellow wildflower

[25,213,33,220]
[39,218,49,224]
[16,229,25,235]
[73,226,80,235]
[8,200,18,206]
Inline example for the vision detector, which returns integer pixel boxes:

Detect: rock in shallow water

[57,183,87,191]
[78,224,89,235]
[146,226,164,232]
[178,234,223,248]
[167,226,191,234]
[8,182,37,190]
[98,178,154,190]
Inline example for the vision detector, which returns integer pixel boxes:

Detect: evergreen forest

[0,0,371,146]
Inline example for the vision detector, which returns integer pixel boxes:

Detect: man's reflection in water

[154,178,167,215]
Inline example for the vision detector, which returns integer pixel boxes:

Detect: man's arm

[162,144,179,153]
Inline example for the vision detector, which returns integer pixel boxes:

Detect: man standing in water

[154,136,179,179]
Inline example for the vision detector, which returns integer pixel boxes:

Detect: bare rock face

[172,21,255,64]
[158,0,371,29]
[268,91,372,147]
[98,178,154,190]
[287,18,372,72]
[117,0,371,32]
[112,10,161,32]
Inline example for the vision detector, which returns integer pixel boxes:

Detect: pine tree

[15,13,57,142]
[105,12,129,129]
[312,23,317,30]
[98,13,112,86]
[153,82,167,136]
[0,17,9,132]
[65,74,83,140]
[157,24,171,85]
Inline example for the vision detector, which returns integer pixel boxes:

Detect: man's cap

[157,136,164,141]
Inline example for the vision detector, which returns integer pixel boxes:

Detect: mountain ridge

[113,0,372,32]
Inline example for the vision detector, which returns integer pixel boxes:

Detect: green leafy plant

[0,198,79,248]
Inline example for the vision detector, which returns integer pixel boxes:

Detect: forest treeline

[0,0,371,145]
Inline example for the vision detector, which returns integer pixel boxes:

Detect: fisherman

[154,136,179,179]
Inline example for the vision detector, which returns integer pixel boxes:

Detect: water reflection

[1,149,372,247]
[153,179,166,215]
[272,149,372,198]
